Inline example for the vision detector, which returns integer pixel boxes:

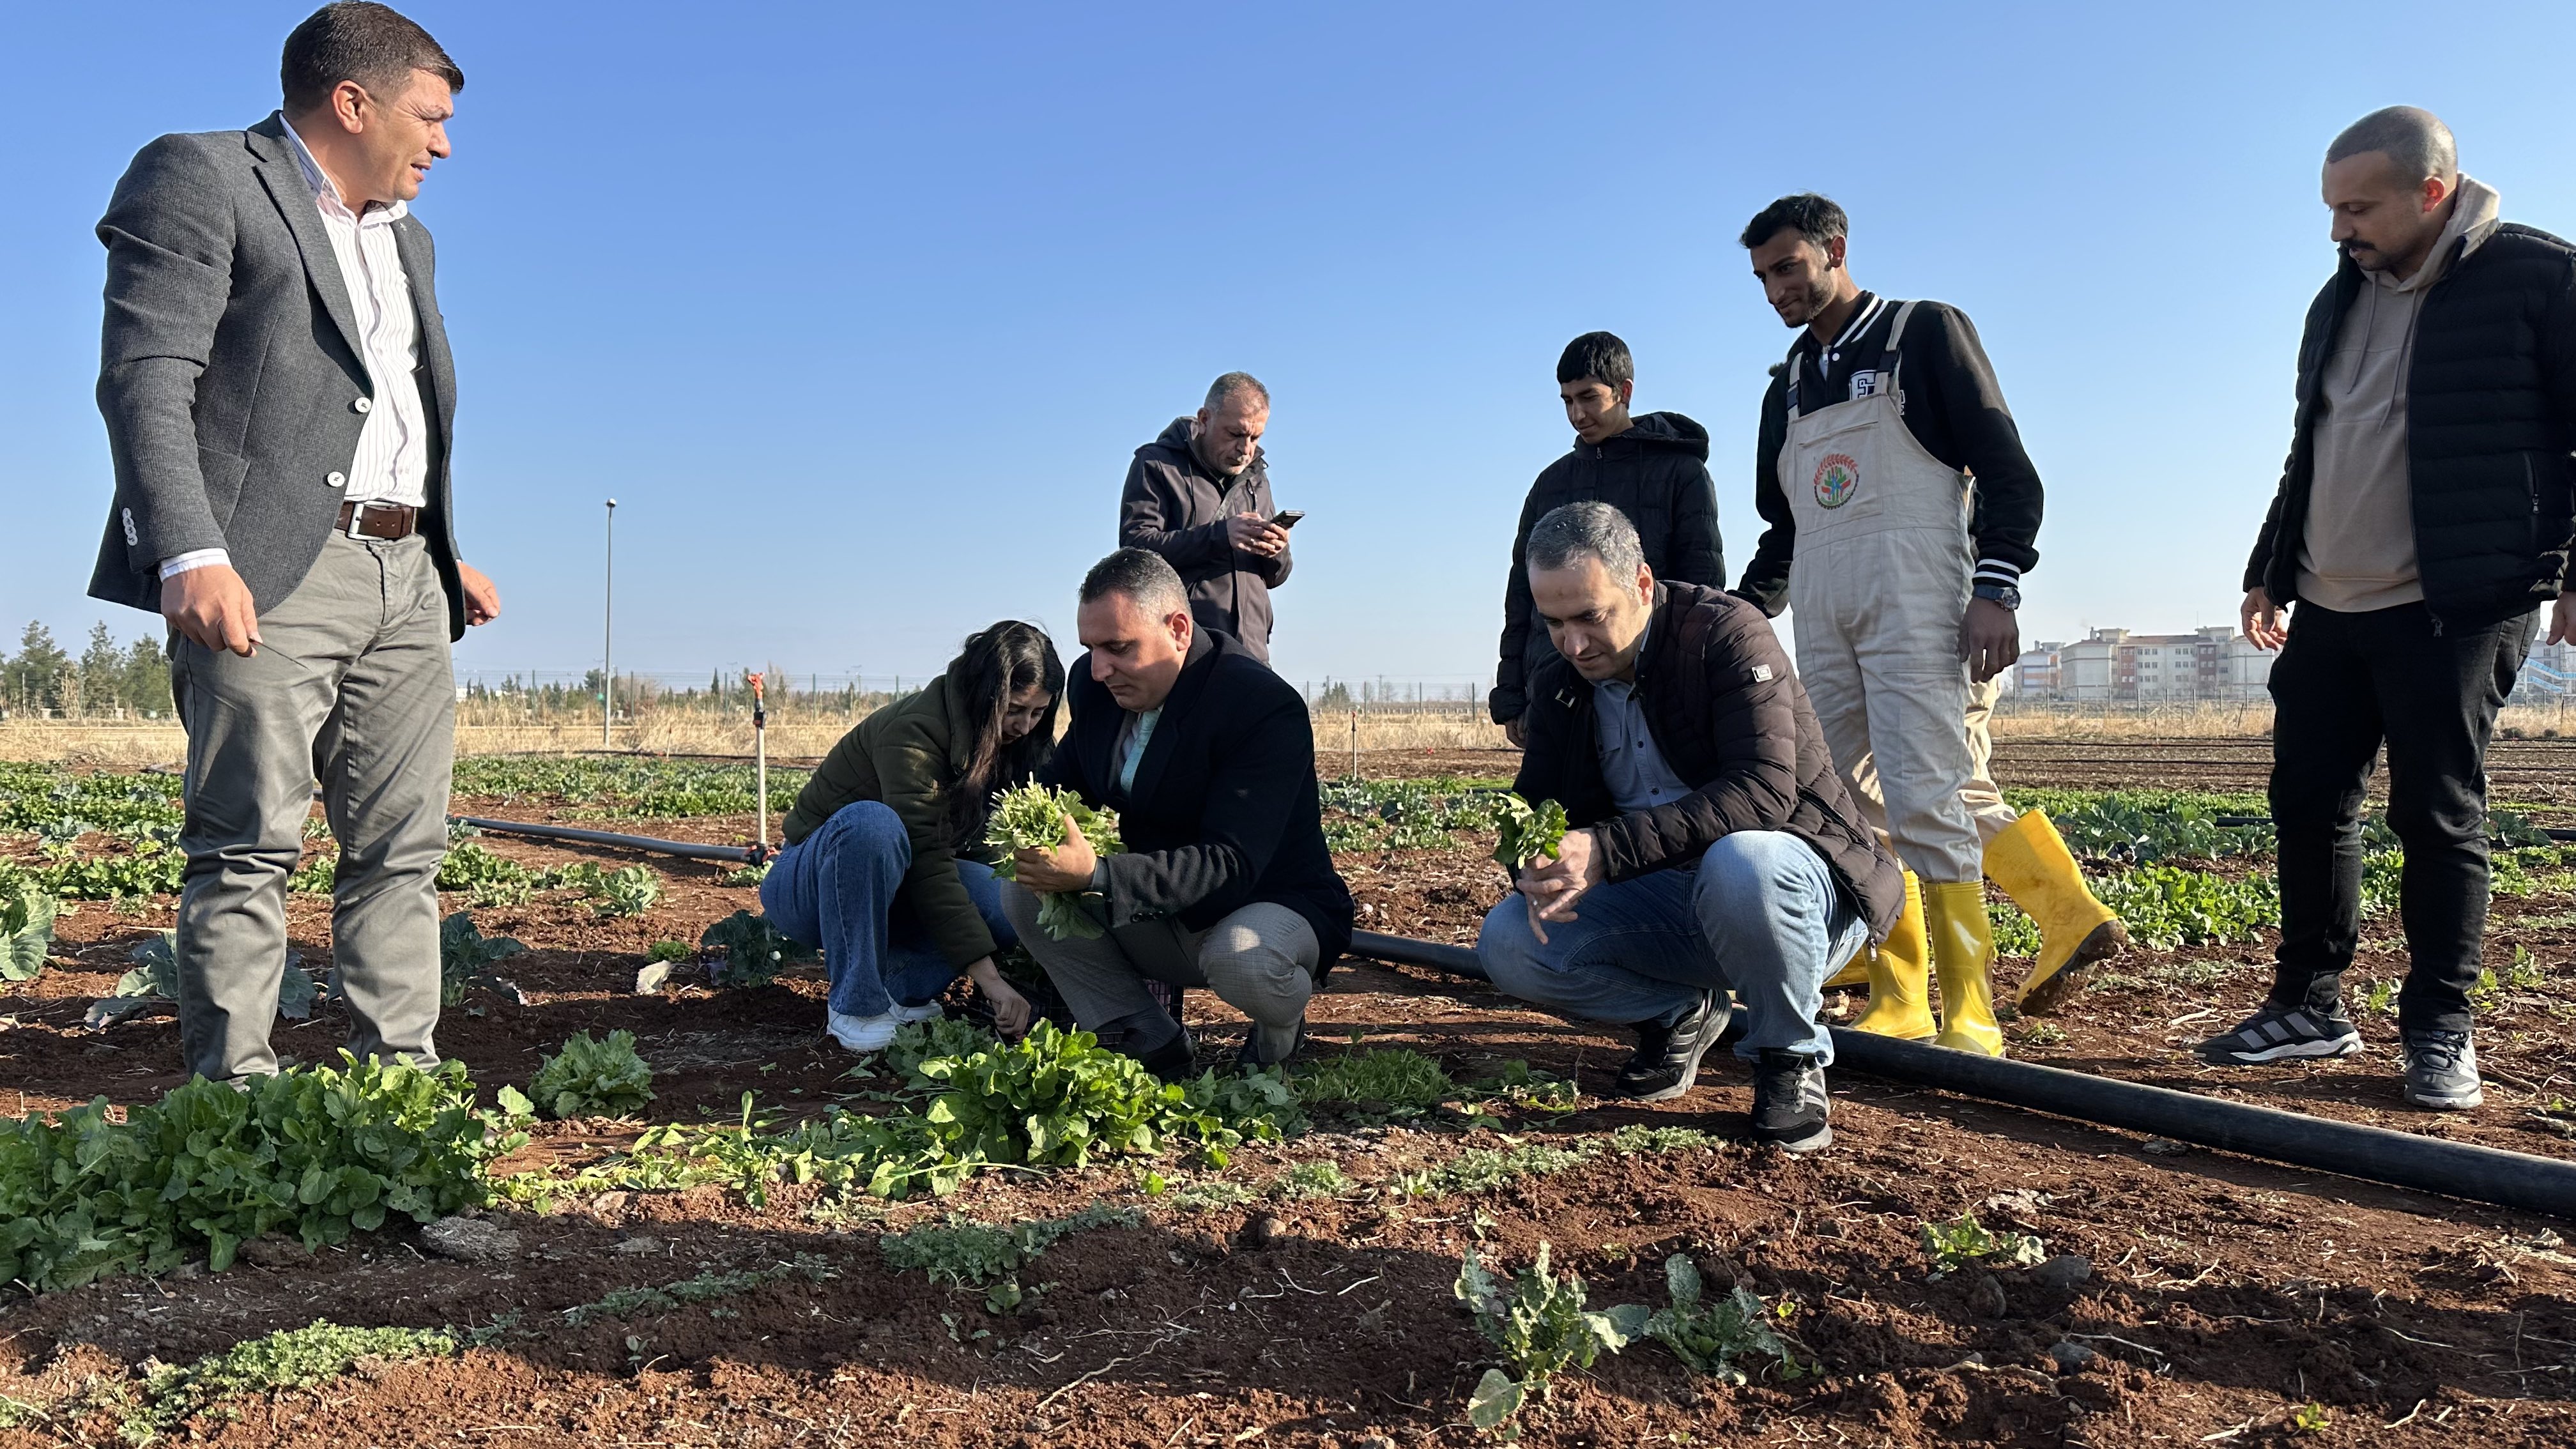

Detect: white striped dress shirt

[162,115,433,579]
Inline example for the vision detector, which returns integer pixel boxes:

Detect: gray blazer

[89,112,466,639]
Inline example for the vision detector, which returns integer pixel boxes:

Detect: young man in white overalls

[1730,194,2128,1055]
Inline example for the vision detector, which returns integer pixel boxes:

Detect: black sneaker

[2400,1027,2482,1110]
[1749,1049,1832,1153]
[1617,992,1727,1101]
[2196,1002,2363,1065]
[1236,1020,1307,1072]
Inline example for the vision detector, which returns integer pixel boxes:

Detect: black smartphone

[1271,510,1306,529]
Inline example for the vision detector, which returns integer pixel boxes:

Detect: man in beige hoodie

[2223,107,2576,1111]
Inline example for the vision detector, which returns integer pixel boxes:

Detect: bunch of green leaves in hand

[527,1029,657,1120]
[1492,795,1570,872]
[986,783,1123,940]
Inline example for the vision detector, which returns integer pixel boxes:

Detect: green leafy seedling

[440,912,528,1007]
[1454,1242,1646,1427]
[1920,1213,2046,1278]
[528,1029,657,1119]
[1642,1255,1804,1383]
[699,909,816,988]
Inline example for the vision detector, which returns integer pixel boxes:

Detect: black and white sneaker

[2400,1028,2483,1110]
[1617,992,1727,1101]
[1749,1049,1832,1153]
[2196,1003,2363,1065]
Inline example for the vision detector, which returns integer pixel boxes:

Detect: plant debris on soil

[1,744,2570,1446]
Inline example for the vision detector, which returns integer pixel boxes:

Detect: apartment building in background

[2011,627,2273,703]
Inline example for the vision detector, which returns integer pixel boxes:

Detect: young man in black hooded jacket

[1491,332,1726,741]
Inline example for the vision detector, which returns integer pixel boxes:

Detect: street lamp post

[602,499,618,747]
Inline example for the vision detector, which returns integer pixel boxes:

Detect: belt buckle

[345,502,374,540]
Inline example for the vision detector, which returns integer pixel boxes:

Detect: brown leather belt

[337,500,419,540]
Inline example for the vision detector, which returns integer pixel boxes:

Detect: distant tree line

[1,622,174,718]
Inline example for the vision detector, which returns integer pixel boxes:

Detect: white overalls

[1779,300,1984,885]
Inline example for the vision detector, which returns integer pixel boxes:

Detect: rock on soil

[2028,1253,2094,1291]
[420,1215,521,1263]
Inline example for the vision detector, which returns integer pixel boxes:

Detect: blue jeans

[757,801,1015,1018]
[1476,831,1866,1062]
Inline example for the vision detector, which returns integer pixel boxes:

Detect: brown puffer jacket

[1512,581,1903,940]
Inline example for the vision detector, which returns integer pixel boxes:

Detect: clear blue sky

[7,1,2575,692]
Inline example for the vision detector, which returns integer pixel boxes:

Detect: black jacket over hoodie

[1121,418,1292,662]
[2244,224,2576,629]
[1491,411,1725,723]
[1039,628,1355,974]
[1512,581,1905,942]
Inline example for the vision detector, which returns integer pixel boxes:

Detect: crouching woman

[763,621,1062,1052]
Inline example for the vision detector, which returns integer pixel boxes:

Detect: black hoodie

[1120,417,1292,663]
[1490,411,1726,723]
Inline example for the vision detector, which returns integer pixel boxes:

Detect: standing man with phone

[88,2,498,1083]
[1120,372,1295,663]
[1491,333,1727,746]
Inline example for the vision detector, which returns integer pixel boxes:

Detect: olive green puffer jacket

[781,677,1015,971]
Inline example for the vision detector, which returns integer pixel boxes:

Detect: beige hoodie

[2296,175,2504,612]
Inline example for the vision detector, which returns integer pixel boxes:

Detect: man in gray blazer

[90,2,498,1082]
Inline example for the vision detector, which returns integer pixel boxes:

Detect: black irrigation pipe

[447,814,766,865]
[1344,929,2576,1221]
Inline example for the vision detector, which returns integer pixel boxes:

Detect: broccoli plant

[527,1029,657,1119]
[987,783,1122,939]
[439,912,527,1007]
[698,910,816,988]
[3,884,57,983]
[89,930,312,1025]
[1455,1242,1645,1431]
[1641,1255,1805,1382]
[1492,795,1570,872]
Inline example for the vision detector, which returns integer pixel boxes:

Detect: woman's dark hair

[944,620,1065,840]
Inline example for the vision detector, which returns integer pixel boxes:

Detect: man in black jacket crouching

[1003,549,1355,1076]
[1476,503,1905,1152]
[2221,107,2576,1112]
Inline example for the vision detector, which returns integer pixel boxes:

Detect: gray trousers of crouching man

[999,882,1316,1062]
[171,533,456,1082]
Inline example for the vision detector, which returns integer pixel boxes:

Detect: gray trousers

[998,883,1317,1062]
[171,532,455,1081]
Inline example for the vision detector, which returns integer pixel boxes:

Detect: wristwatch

[1973,582,2022,610]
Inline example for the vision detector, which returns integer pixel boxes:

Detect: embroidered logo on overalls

[1813,453,1859,509]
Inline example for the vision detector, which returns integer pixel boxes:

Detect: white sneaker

[826,1008,901,1053]
[891,1001,946,1024]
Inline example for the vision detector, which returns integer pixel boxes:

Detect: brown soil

[2,754,2571,1446]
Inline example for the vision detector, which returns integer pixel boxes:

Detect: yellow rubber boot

[1924,879,2005,1057]
[1852,872,1936,1041]
[1985,809,2129,1015]
[1824,946,1870,992]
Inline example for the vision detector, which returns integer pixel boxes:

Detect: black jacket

[1513,582,1904,940]
[1120,418,1292,662]
[1735,295,2044,617]
[1491,411,1724,722]
[2245,225,2576,629]
[1040,629,1354,974]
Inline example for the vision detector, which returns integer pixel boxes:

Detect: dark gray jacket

[1119,417,1292,662]
[88,113,467,639]
[1491,412,1724,723]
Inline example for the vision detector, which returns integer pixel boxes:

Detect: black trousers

[2266,601,2535,1033]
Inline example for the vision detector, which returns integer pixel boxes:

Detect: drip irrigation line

[1342,929,2576,1221]
[447,814,766,864]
